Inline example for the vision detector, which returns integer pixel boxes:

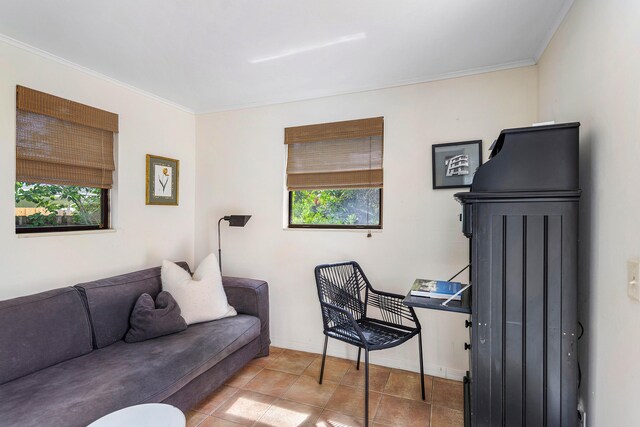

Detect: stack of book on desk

[410,279,464,301]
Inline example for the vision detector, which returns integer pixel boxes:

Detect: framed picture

[431,140,482,189]
[146,154,179,205]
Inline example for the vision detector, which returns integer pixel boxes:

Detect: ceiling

[0,0,573,113]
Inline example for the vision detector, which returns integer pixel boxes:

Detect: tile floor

[185,347,464,427]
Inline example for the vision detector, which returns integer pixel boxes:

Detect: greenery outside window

[15,86,118,233]
[15,183,108,232]
[289,189,381,228]
[285,117,383,229]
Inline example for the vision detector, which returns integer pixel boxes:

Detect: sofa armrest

[222,276,270,357]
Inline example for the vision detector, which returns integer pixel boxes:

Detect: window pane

[15,182,103,230]
[290,189,381,227]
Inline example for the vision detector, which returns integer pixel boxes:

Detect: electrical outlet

[628,260,640,301]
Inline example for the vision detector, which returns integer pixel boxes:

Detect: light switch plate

[628,260,640,301]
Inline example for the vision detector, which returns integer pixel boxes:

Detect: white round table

[87,403,186,427]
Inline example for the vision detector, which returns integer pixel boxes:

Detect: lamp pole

[217,217,225,272]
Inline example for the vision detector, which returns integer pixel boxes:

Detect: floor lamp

[217,215,251,273]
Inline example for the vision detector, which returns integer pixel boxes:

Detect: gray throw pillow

[125,292,187,343]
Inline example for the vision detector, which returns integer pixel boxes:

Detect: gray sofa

[0,262,270,427]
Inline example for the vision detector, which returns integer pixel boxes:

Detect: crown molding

[196,58,536,115]
[0,34,194,114]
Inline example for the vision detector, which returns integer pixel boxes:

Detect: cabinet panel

[546,215,563,426]
[524,215,545,426]
[504,215,524,427]
[561,206,579,426]
[470,201,577,427]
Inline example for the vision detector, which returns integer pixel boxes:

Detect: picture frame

[431,140,482,189]
[145,154,179,205]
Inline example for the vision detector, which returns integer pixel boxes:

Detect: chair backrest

[314,261,369,322]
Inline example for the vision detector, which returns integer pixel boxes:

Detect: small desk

[403,288,471,314]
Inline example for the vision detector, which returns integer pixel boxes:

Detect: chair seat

[327,318,418,350]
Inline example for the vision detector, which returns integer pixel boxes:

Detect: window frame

[287,188,383,230]
[15,188,110,234]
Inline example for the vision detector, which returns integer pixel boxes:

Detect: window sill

[16,229,117,238]
[282,227,382,233]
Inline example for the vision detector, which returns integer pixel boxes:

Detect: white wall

[195,67,538,378]
[0,39,196,299]
[537,0,640,424]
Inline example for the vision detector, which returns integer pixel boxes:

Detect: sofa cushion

[0,314,260,427]
[124,292,187,343]
[162,255,236,325]
[0,287,92,385]
[75,262,190,349]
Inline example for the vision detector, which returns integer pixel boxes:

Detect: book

[410,278,464,300]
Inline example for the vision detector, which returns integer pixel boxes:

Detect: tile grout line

[430,402,434,426]
[372,364,395,425]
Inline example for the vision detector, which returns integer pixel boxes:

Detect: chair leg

[364,348,370,427]
[356,347,362,370]
[319,335,328,384]
[418,331,425,400]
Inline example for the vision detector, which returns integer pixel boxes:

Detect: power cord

[448,264,470,282]
[577,321,584,389]
[578,321,584,340]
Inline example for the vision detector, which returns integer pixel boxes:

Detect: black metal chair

[314,261,424,426]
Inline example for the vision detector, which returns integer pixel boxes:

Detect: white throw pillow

[161,253,237,325]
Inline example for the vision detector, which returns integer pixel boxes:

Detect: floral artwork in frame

[146,154,179,205]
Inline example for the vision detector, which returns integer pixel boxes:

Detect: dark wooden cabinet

[455,123,580,426]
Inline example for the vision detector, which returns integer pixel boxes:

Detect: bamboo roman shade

[16,86,118,189]
[285,117,383,190]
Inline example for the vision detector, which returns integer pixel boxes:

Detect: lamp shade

[224,215,251,227]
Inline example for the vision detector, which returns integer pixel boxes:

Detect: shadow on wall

[577,126,594,420]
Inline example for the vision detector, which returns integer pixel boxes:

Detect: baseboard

[271,336,467,382]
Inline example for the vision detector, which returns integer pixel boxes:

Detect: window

[14,86,118,233]
[285,117,383,229]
